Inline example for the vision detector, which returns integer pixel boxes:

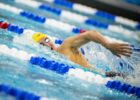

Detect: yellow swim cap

[32,32,47,42]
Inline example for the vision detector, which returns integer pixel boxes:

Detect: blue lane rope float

[106,80,140,98]
[0,84,41,100]
[53,0,73,9]
[20,11,46,23]
[54,39,63,44]
[29,56,73,74]
[39,4,62,16]
[7,24,24,34]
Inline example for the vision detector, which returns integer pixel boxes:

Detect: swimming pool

[0,0,140,100]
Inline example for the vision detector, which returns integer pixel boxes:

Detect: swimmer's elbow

[86,30,98,39]
[86,30,99,41]
[87,30,98,35]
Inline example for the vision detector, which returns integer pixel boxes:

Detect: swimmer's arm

[81,30,132,57]
[86,30,132,57]
[63,30,109,48]
[63,30,132,57]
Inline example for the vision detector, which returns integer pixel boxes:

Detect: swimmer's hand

[89,67,125,78]
[106,42,132,57]
[105,71,125,77]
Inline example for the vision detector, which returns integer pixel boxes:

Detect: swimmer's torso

[56,46,90,68]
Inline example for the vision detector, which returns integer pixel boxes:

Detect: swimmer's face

[39,36,55,50]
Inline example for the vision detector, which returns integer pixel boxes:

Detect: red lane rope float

[0,22,9,29]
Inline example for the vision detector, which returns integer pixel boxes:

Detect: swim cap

[32,32,47,42]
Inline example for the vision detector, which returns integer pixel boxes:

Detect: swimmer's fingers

[119,48,132,53]
[120,43,130,47]
[117,45,132,57]
[116,54,121,58]
[116,51,132,57]
[116,43,132,57]
[120,52,132,57]
[106,42,133,57]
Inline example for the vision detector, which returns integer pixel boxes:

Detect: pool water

[0,0,140,100]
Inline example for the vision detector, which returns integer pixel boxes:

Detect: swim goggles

[40,37,50,46]
[44,38,50,43]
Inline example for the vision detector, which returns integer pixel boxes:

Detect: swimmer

[32,30,132,77]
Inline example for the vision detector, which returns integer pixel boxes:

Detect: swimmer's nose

[46,42,53,49]
[46,43,51,47]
